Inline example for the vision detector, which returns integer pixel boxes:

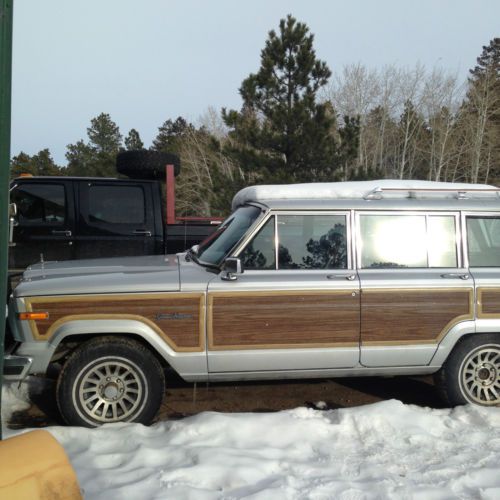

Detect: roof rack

[363,186,500,200]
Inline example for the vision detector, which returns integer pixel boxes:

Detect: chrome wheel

[73,356,148,424]
[459,345,500,405]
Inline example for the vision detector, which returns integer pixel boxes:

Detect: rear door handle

[51,230,72,237]
[133,229,152,236]
[327,274,357,281]
[440,273,470,280]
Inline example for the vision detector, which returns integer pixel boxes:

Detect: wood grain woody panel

[479,288,500,316]
[209,291,359,349]
[27,293,204,351]
[361,289,472,344]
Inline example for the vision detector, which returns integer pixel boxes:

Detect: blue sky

[11,0,500,164]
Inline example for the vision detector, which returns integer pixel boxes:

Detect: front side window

[12,183,66,224]
[278,215,347,269]
[240,216,276,270]
[239,213,348,270]
[359,214,458,268]
[467,216,500,267]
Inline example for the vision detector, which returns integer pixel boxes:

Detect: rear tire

[435,334,500,407]
[56,337,165,427]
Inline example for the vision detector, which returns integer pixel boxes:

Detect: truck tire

[434,334,500,407]
[56,337,165,427]
[116,150,181,179]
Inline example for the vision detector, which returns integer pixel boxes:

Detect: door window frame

[78,180,154,235]
[462,211,500,269]
[233,210,353,271]
[11,181,69,227]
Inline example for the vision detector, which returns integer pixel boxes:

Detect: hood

[14,255,181,297]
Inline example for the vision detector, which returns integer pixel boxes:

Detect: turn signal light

[18,312,49,321]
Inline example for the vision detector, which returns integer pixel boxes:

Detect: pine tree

[125,128,144,150]
[464,38,500,183]
[65,113,122,177]
[10,149,61,179]
[223,15,341,183]
[87,113,122,154]
[151,116,194,155]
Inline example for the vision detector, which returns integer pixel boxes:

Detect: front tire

[436,334,500,407]
[56,337,165,427]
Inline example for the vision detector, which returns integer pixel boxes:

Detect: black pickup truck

[8,151,222,277]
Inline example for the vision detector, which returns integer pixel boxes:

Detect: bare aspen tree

[421,68,462,181]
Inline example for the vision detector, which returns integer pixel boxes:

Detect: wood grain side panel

[27,293,204,351]
[479,288,500,316]
[361,289,473,345]
[209,291,359,349]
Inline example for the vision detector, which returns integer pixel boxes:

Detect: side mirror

[221,257,243,281]
[8,202,17,246]
[9,202,17,218]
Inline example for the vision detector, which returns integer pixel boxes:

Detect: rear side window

[467,217,500,267]
[88,185,145,224]
[12,183,66,224]
[359,214,458,268]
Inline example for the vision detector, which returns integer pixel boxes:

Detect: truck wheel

[116,150,181,179]
[56,337,165,427]
[435,334,500,407]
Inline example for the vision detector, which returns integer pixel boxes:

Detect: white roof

[232,179,497,210]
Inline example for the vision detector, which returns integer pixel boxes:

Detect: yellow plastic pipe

[0,430,82,499]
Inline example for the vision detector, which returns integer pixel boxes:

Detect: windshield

[196,205,263,266]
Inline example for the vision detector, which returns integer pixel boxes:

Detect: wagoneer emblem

[155,313,193,321]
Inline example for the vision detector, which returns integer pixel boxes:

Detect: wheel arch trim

[430,319,500,366]
[45,319,208,379]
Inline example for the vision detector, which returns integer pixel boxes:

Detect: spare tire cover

[116,150,181,179]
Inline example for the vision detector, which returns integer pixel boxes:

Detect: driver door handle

[327,274,357,281]
[51,230,72,237]
[440,273,470,280]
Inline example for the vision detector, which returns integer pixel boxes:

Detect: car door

[9,180,75,271]
[464,213,500,322]
[207,211,360,374]
[76,180,157,259]
[357,211,474,367]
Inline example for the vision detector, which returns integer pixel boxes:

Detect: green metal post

[0,0,13,439]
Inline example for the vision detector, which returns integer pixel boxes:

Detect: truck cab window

[88,185,145,224]
[12,183,66,224]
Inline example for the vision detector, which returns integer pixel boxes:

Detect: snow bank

[232,179,496,210]
[44,400,500,500]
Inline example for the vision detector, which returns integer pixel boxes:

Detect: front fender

[17,318,208,381]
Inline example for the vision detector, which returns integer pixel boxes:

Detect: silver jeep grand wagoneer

[6,180,500,426]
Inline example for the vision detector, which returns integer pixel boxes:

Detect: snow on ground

[1,380,30,436]
[2,382,500,499]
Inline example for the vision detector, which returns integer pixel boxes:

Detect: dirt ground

[7,371,446,430]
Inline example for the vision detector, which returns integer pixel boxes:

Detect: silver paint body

[8,195,500,382]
